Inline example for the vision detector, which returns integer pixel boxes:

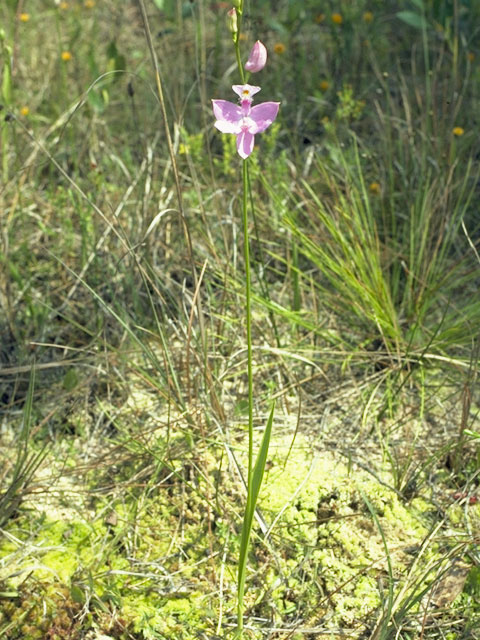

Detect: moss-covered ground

[1,375,479,639]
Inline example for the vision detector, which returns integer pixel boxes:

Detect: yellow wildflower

[331,13,343,25]
[61,51,72,61]
[369,182,381,195]
[320,80,330,91]
[60,1,69,8]
[238,32,248,42]
[467,52,475,63]
[19,12,30,22]
[315,13,326,24]
[273,42,286,55]
[452,127,464,136]
[84,0,95,7]
[20,106,30,116]
[363,11,374,23]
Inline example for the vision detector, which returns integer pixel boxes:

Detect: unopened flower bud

[245,40,267,73]
[227,8,238,36]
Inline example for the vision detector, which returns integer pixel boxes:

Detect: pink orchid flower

[212,84,280,159]
[245,40,267,73]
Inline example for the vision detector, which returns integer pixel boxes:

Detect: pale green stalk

[1,36,12,183]
[236,158,253,635]
[232,5,274,636]
[233,6,249,634]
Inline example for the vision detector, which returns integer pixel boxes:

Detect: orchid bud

[227,8,238,36]
[244,40,267,73]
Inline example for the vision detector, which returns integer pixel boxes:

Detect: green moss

[255,435,433,627]
[448,503,464,525]
[121,591,211,639]
[1,429,473,638]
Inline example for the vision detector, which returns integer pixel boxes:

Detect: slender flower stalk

[211,8,279,637]
[237,156,253,635]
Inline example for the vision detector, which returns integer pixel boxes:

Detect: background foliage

[0,0,479,638]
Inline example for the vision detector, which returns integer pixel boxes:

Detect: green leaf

[106,40,118,59]
[87,47,99,80]
[234,398,249,417]
[264,18,289,37]
[70,584,85,604]
[153,0,176,19]
[410,0,425,9]
[2,61,12,105]
[63,368,78,391]
[397,11,428,29]
[465,429,480,440]
[181,2,193,18]
[251,403,275,512]
[87,89,107,113]
[237,403,275,617]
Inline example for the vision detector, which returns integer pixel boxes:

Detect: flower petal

[244,41,267,73]
[232,84,261,101]
[236,131,255,159]
[249,101,280,133]
[212,99,242,133]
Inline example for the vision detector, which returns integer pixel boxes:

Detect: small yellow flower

[84,0,95,7]
[61,51,72,61]
[369,182,381,195]
[363,11,374,23]
[331,13,343,25]
[19,12,30,22]
[315,13,326,24]
[467,52,475,63]
[320,80,330,91]
[60,1,69,8]
[273,42,286,55]
[452,126,464,136]
[238,32,248,42]
[20,106,30,116]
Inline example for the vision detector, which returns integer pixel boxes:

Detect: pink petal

[232,84,261,100]
[244,41,267,73]
[249,101,280,133]
[212,99,242,133]
[236,131,255,159]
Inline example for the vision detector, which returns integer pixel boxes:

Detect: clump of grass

[0,370,48,529]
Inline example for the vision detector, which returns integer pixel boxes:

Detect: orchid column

[211,10,280,637]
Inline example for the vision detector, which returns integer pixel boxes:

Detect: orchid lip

[240,117,255,132]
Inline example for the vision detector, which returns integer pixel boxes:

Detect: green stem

[237,157,253,635]
[248,174,282,348]
[235,40,245,84]
[233,4,245,84]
